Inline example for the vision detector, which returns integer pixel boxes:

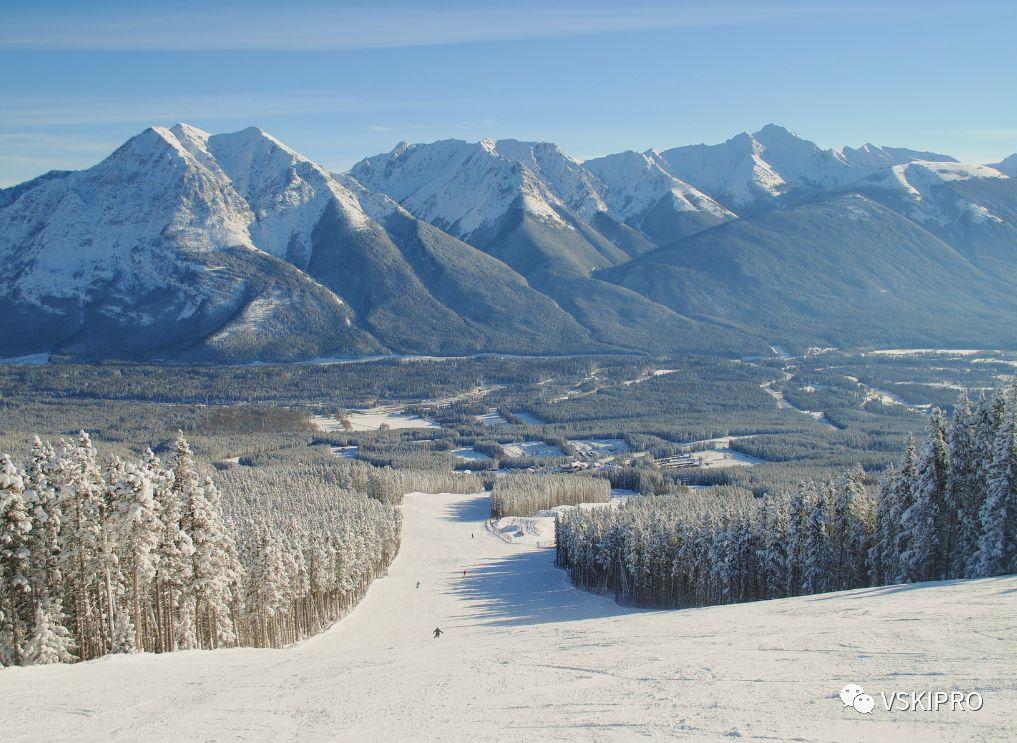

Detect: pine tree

[831,468,867,590]
[901,411,950,582]
[114,461,159,652]
[975,414,1015,576]
[890,436,918,582]
[946,395,979,577]
[57,433,105,660]
[23,437,63,600]
[802,484,829,595]
[0,454,32,665]
[785,484,808,596]
[145,449,192,653]
[25,596,77,664]
[869,464,897,585]
[756,493,787,600]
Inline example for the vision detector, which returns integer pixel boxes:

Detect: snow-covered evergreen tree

[57,433,105,660]
[114,461,159,652]
[946,395,979,577]
[0,454,32,665]
[802,484,830,595]
[975,413,1016,576]
[25,596,77,664]
[901,410,950,582]
[869,463,897,585]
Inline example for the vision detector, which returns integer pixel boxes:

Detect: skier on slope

[433,627,443,639]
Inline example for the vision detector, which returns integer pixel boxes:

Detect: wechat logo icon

[840,684,875,714]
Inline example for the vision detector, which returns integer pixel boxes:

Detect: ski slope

[2,492,1015,742]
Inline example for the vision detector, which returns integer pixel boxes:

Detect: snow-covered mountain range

[2,123,1016,362]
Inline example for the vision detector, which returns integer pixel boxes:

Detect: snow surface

[2,491,1014,742]
[475,409,508,427]
[452,447,494,462]
[512,410,547,426]
[312,409,438,432]
[501,440,563,458]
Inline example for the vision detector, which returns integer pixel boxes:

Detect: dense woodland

[0,432,406,666]
[556,388,1017,608]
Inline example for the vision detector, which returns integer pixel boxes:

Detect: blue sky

[1,0,1015,186]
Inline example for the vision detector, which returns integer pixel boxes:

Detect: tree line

[0,431,400,666]
[555,389,1016,608]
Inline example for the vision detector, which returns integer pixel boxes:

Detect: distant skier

[463,568,468,577]
[433,627,443,639]
[416,581,420,589]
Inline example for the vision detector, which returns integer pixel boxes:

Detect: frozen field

[311,408,438,432]
[3,492,1014,742]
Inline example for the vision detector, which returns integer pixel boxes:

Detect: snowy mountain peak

[585,149,734,223]
[349,138,572,238]
[841,143,958,168]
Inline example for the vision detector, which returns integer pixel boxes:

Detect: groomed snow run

[3,492,1015,742]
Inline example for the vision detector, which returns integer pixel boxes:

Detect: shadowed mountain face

[2,123,1016,362]
[601,195,1017,350]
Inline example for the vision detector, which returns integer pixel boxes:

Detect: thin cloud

[0,2,887,51]
[2,92,389,127]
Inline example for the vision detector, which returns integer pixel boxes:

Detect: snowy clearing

[452,447,494,462]
[694,447,764,468]
[2,491,1014,742]
[501,440,563,458]
[475,408,508,426]
[512,410,547,425]
[311,408,438,432]
[330,445,358,459]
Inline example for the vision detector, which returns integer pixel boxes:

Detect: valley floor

[2,492,1015,742]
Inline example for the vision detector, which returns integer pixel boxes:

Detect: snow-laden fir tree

[901,409,951,582]
[113,460,159,653]
[0,454,32,666]
[946,395,979,578]
[25,596,77,664]
[976,412,1016,576]
[144,448,192,653]
[801,483,830,595]
[868,463,897,585]
[57,433,105,660]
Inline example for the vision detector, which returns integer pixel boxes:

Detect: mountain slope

[349,139,631,278]
[988,153,1017,177]
[349,138,757,354]
[602,194,1017,349]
